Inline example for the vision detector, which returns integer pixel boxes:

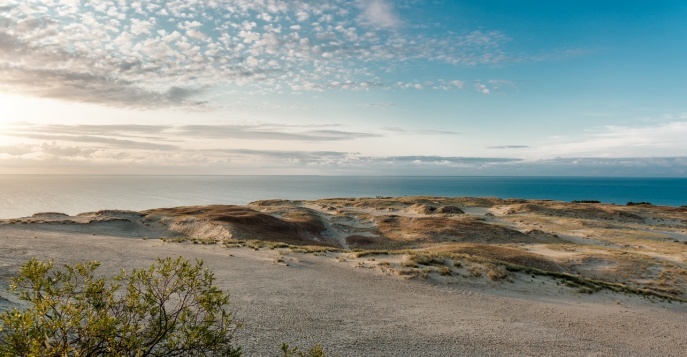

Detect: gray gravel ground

[1,224,686,356]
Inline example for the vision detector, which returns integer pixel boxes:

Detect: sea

[0,175,685,219]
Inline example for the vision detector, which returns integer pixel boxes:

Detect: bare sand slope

[1,224,687,356]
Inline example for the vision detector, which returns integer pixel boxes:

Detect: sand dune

[1,196,687,355]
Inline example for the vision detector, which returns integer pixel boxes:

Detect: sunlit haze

[1,1,686,175]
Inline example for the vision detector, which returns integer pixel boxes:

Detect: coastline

[2,176,687,219]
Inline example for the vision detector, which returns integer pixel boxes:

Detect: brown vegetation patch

[345,235,376,247]
[566,253,654,279]
[375,216,560,244]
[78,210,145,219]
[408,203,437,214]
[444,197,503,207]
[559,252,687,296]
[435,244,564,272]
[524,229,560,240]
[509,203,645,223]
[344,235,404,250]
[277,208,328,235]
[249,199,302,207]
[311,196,502,212]
[31,212,70,218]
[435,205,465,214]
[144,205,335,247]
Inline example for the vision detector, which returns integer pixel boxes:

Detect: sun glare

[0,93,29,124]
[0,93,83,126]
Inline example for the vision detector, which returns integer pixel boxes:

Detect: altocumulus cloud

[358,0,402,29]
[0,0,512,108]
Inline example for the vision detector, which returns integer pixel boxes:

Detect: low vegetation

[0,258,336,357]
[86,196,687,303]
[626,201,654,206]
[0,257,242,356]
[341,244,687,302]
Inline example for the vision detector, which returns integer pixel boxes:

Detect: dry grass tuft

[424,243,563,272]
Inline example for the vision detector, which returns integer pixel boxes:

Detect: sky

[1,0,686,176]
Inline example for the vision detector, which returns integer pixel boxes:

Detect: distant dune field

[1,196,687,355]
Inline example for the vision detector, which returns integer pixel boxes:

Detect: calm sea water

[0,175,685,218]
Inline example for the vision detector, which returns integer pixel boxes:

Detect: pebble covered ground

[1,224,686,356]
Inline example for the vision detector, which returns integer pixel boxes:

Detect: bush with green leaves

[0,257,241,356]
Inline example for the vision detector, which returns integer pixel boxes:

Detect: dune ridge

[1,196,687,355]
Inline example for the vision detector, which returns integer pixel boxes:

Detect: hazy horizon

[1,1,686,176]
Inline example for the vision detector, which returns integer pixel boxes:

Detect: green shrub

[626,201,653,206]
[0,257,241,356]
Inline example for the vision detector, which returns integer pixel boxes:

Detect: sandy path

[640,228,687,242]
[300,207,350,249]
[1,225,687,356]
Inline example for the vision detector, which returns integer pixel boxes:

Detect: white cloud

[473,79,516,94]
[130,18,155,36]
[0,144,34,156]
[245,56,259,67]
[475,82,490,94]
[450,80,465,89]
[358,0,401,29]
[4,121,687,176]
[0,1,515,108]
[535,121,687,159]
[186,29,207,41]
[58,0,80,7]
[40,142,96,157]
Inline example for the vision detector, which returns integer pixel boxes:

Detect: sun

[0,93,27,124]
[0,93,57,138]
[0,93,70,125]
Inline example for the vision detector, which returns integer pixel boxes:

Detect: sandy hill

[1,196,687,355]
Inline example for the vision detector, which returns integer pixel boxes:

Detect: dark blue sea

[0,175,685,218]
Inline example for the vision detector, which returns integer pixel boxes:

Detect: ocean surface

[0,175,685,219]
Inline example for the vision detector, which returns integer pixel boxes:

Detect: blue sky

[1,0,686,175]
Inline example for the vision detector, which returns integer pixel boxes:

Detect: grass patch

[352,250,391,258]
[503,264,684,302]
[400,260,418,268]
[417,243,564,272]
[385,245,686,302]
[485,264,508,281]
[412,254,446,266]
[467,265,482,277]
[439,266,452,276]
[161,237,218,245]
[290,245,343,254]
